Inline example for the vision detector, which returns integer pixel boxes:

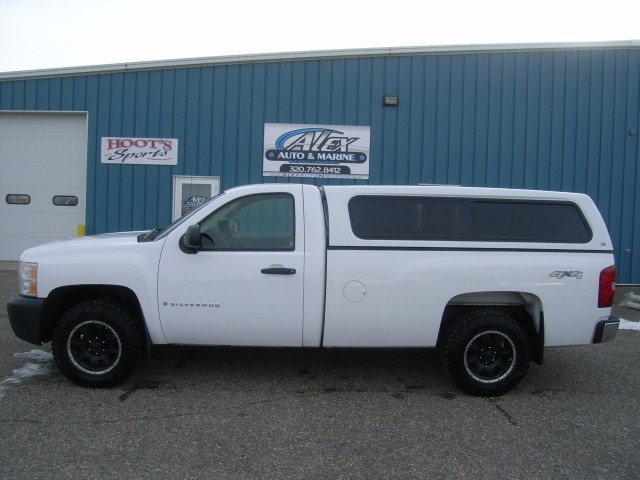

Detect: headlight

[19,262,38,297]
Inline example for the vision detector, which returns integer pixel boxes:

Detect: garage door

[0,112,87,261]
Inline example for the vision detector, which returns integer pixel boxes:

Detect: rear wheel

[444,310,530,396]
[52,300,140,387]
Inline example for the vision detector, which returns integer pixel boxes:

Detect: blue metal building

[1,42,639,282]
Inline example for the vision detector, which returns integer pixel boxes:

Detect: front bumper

[593,316,620,344]
[7,294,47,345]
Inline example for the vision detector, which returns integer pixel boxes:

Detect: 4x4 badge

[549,271,583,280]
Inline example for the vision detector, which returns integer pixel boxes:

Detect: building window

[53,196,78,206]
[6,194,31,205]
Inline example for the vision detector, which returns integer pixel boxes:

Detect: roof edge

[2,40,639,81]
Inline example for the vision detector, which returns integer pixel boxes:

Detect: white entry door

[0,112,87,261]
[172,176,220,220]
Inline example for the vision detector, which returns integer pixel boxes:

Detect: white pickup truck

[7,183,619,395]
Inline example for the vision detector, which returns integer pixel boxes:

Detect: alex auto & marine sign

[263,123,370,179]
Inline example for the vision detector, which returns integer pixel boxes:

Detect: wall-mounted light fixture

[383,95,398,106]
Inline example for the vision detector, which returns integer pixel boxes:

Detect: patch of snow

[620,301,640,311]
[619,292,640,311]
[14,349,53,362]
[0,349,54,399]
[619,319,640,331]
[10,362,53,379]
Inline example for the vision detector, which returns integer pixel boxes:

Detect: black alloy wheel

[463,330,516,384]
[66,319,122,375]
[52,299,140,387]
[443,310,531,396]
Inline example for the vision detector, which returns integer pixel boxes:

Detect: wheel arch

[437,291,545,365]
[42,285,149,351]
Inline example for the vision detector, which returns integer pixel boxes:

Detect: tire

[52,299,141,387]
[443,310,531,396]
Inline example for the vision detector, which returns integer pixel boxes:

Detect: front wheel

[52,300,140,387]
[443,311,531,396]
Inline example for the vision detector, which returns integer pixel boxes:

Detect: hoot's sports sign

[101,137,178,165]
[263,123,370,179]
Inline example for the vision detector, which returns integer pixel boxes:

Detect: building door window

[172,176,221,221]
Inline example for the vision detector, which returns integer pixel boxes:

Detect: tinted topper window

[349,196,592,243]
[349,197,474,240]
[474,201,591,243]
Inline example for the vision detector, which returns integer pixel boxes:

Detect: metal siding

[212,66,227,185]
[499,53,515,188]
[344,60,359,126]
[512,53,528,188]
[408,57,424,184]
[94,75,109,233]
[524,53,541,190]
[156,69,181,219]
[435,55,451,184]
[132,71,149,230]
[1,48,639,282]
[0,82,11,108]
[15,81,26,109]
[369,58,384,185]
[11,82,23,109]
[573,51,591,194]
[382,57,398,184]
[609,52,630,281]
[396,57,412,184]
[84,75,98,235]
[486,54,503,187]
[549,52,565,192]
[119,74,136,231]
[317,61,332,135]
[237,65,253,182]
[35,79,48,109]
[585,51,602,202]
[110,74,124,231]
[48,77,61,110]
[185,68,201,178]
[473,54,490,186]
[225,65,241,187]
[250,64,266,185]
[631,52,640,281]
[460,56,477,186]
[330,59,345,125]
[621,51,640,282]
[198,67,214,177]
[562,52,579,192]
[24,81,36,109]
[446,55,461,185]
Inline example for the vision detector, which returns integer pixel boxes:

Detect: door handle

[261,267,296,275]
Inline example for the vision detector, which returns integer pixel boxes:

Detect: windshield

[150,192,225,241]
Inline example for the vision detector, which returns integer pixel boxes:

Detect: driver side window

[199,193,295,251]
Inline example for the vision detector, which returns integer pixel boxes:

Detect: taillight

[598,265,616,308]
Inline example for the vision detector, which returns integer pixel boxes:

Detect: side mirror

[181,224,202,254]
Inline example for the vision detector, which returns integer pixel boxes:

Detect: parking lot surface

[1,267,639,479]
